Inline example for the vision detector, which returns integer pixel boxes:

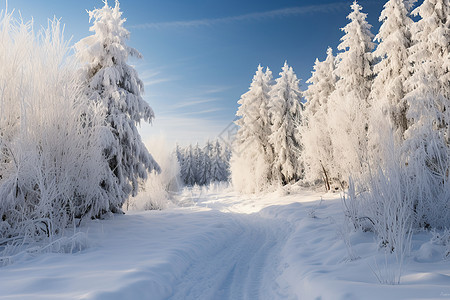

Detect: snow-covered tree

[210,140,228,182]
[221,143,232,180]
[401,0,450,228]
[176,140,230,186]
[231,65,274,193]
[268,62,303,185]
[327,1,375,184]
[301,47,337,189]
[175,144,184,167]
[369,0,414,149]
[199,141,213,185]
[347,0,450,248]
[75,0,160,211]
[180,145,197,186]
[193,143,204,184]
[408,0,449,130]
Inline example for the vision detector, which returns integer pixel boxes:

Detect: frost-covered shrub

[0,12,116,241]
[127,137,181,211]
[430,229,450,259]
[345,0,450,255]
[346,158,413,253]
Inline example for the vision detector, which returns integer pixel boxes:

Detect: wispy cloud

[176,108,224,116]
[130,2,349,30]
[171,98,220,109]
[144,77,174,86]
[139,69,175,86]
[200,86,232,95]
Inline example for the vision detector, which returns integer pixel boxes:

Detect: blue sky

[7,0,385,147]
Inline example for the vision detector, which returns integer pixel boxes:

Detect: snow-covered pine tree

[220,142,232,181]
[175,144,184,167]
[199,140,213,185]
[191,143,201,185]
[211,140,228,182]
[181,145,196,186]
[327,1,375,184]
[401,0,450,228]
[268,62,303,185]
[301,47,337,190]
[368,0,414,162]
[230,65,274,193]
[409,0,449,131]
[75,0,160,211]
[193,143,203,185]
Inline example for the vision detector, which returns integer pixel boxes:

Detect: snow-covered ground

[1,185,450,300]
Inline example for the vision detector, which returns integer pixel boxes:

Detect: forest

[0,0,449,295]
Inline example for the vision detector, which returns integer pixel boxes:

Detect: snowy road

[168,213,289,300]
[0,188,298,300]
[2,186,450,300]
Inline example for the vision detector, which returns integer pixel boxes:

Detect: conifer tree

[199,141,213,185]
[327,1,375,183]
[211,140,228,182]
[268,62,303,185]
[221,142,232,180]
[301,47,337,189]
[401,0,450,228]
[231,65,274,193]
[181,145,196,186]
[75,0,160,210]
[193,143,203,184]
[369,0,414,144]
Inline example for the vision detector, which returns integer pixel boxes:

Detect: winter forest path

[0,186,315,300]
[2,187,450,299]
[167,208,290,300]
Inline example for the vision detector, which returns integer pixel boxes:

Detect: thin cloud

[140,69,175,86]
[176,108,224,116]
[143,77,174,86]
[172,98,220,109]
[200,86,232,95]
[130,2,349,30]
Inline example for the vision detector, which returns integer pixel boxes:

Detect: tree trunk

[320,161,330,191]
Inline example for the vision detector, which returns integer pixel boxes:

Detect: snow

[1,186,450,299]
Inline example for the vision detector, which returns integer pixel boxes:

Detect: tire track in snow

[168,213,289,300]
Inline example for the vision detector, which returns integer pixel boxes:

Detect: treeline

[232,0,450,252]
[176,141,231,186]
